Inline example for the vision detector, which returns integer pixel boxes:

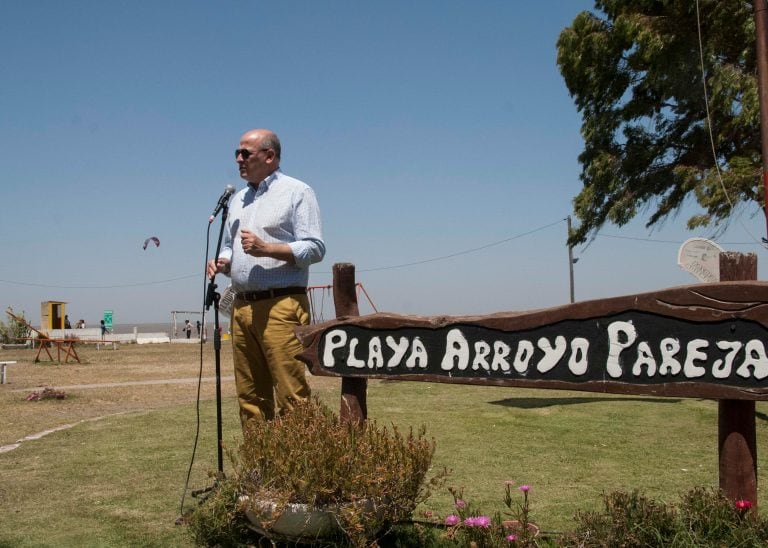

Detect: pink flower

[504,480,515,486]
[736,499,753,510]
[444,514,460,526]
[506,534,518,542]
[519,485,530,493]
[455,499,466,509]
[464,516,491,528]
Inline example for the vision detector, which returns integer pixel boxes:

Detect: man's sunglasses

[235,148,268,160]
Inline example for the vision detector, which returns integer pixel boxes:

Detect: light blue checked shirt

[219,170,325,292]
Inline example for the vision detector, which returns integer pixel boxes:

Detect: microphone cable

[176,221,217,522]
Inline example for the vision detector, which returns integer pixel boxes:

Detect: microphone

[208,184,236,223]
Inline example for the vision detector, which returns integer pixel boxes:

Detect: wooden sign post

[299,257,764,507]
[718,252,758,508]
[333,263,367,425]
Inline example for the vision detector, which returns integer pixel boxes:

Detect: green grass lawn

[2,378,768,546]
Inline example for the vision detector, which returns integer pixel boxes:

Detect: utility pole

[753,0,768,239]
[567,216,576,303]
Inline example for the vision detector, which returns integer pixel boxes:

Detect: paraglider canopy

[143,236,160,250]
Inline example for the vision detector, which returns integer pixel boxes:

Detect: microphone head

[225,184,236,196]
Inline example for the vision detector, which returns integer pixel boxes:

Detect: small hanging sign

[677,237,724,282]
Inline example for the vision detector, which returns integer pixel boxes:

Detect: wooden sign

[296,281,768,400]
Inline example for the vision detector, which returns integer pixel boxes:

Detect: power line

[2,218,762,290]
[354,219,566,273]
[694,0,764,247]
[0,219,569,288]
[0,274,198,290]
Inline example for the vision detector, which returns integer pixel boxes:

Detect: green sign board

[103,310,113,330]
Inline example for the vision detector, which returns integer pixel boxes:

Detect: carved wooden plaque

[295,282,768,400]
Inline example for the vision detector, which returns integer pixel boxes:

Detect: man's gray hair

[262,133,282,160]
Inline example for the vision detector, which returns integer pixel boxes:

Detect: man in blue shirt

[207,128,325,424]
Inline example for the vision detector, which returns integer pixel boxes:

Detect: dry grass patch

[0,343,341,448]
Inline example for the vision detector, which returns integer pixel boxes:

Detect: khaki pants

[231,294,311,423]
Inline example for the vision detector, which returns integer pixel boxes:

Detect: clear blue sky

[2,1,766,325]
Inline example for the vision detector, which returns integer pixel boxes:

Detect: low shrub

[566,489,678,547]
[419,485,768,547]
[187,478,252,547]
[190,482,768,547]
[565,487,768,547]
[190,397,444,547]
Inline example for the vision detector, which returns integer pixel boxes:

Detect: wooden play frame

[5,308,80,364]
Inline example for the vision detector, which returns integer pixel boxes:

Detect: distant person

[77,319,86,329]
[195,320,201,337]
[206,128,325,425]
[64,315,71,329]
[100,320,109,339]
[184,320,192,339]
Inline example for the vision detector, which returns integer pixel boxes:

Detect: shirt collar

[248,169,280,194]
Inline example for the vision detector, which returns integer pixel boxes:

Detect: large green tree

[557,0,762,244]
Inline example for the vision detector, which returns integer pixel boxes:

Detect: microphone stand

[205,204,228,479]
[189,202,228,504]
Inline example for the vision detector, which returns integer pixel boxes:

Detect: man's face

[236,133,276,184]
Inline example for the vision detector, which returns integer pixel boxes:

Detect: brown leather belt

[236,287,306,302]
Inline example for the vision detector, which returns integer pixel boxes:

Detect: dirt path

[2,374,235,454]
[9,375,235,392]
[0,412,133,454]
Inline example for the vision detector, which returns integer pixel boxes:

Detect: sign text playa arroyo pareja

[296,281,768,400]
